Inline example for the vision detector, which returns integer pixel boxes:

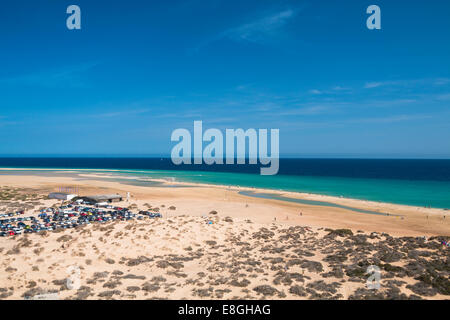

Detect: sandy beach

[0,172,449,300]
[0,171,448,237]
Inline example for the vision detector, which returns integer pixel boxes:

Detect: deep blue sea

[1,158,450,209]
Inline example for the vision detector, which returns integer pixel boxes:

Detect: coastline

[0,170,449,300]
[0,170,449,236]
[1,167,449,213]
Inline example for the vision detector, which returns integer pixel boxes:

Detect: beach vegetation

[327,229,354,237]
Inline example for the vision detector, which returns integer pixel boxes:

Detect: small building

[49,192,78,201]
[75,194,123,204]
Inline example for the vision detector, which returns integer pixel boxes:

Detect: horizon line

[0,155,449,160]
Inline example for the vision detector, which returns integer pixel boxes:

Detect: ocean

[0,157,450,209]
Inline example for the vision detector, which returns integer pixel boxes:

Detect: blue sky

[0,0,449,157]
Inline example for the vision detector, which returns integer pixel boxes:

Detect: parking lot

[0,201,162,237]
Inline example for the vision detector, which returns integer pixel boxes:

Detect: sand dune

[0,174,449,300]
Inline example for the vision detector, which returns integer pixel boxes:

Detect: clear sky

[0,0,449,158]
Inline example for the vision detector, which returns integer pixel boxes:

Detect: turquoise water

[79,169,450,209]
[132,170,450,209]
[2,168,450,209]
[238,191,396,216]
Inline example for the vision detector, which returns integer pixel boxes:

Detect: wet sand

[0,172,448,237]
